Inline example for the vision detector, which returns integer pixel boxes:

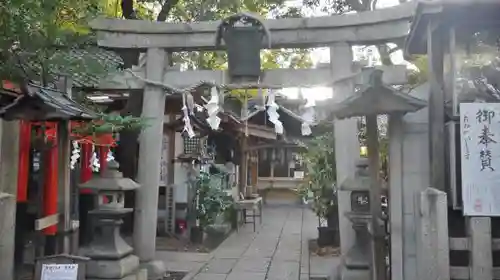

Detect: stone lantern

[215,12,271,81]
[338,158,372,279]
[78,160,141,280]
[332,70,427,280]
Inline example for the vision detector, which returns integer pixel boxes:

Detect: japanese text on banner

[460,103,500,216]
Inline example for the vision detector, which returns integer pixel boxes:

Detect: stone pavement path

[184,205,316,280]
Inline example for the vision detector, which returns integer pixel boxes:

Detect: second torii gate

[90,3,414,279]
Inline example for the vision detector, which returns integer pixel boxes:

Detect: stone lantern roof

[331,70,427,119]
[79,160,140,192]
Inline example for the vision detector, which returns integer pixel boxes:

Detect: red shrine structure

[2,80,116,272]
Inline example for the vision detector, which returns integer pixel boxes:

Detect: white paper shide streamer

[301,100,315,136]
[205,87,221,130]
[182,92,196,138]
[70,141,80,170]
[107,150,115,162]
[266,91,283,135]
[90,145,100,172]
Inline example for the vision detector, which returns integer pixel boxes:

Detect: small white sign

[294,171,304,179]
[41,264,78,280]
[461,103,500,216]
[159,134,169,186]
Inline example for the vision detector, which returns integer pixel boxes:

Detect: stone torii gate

[90,3,414,279]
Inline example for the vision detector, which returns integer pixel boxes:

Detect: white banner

[461,103,500,216]
[159,133,169,186]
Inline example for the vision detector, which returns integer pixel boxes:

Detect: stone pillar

[330,43,359,255]
[0,193,16,280]
[388,114,403,280]
[133,48,167,279]
[0,120,19,280]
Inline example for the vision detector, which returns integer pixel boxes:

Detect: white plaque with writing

[41,264,78,280]
[294,171,304,179]
[461,103,500,216]
[159,133,169,186]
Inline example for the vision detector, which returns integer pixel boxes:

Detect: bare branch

[156,0,180,22]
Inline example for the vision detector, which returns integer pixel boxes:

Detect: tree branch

[156,0,180,22]
[121,0,137,19]
[345,0,366,11]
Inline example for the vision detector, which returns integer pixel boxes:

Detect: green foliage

[0,0,150,134]
[407,55,429,86]
[72,114,150,135]
[134,0,314,72]
[0,0,111,84]
[303,0,353,14]
[299,132,336,221]
[195,171,234,230]
[357,117,389,181]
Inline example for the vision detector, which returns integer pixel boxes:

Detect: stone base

[140,259,166,280]
[87,273,137,280]
[86,254,139,279]
[338,266,370,280]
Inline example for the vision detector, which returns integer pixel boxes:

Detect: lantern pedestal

[344,213,371,270]
[82,210,140,280]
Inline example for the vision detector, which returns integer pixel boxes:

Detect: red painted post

[80,143,93,194]
[99,145,109,174]
[17,121,31,202]
[98,145,110,204]
[43,127,58,236]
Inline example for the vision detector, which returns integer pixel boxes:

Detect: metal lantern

[216,13,271,81]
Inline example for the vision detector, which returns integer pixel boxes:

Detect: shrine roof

[245,105,306,138]
[405,0,500,56]
[0,84,97,121]
[65,49,123,88]
[16,48,123,89]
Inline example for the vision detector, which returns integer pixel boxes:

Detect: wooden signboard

[34,254,89,280]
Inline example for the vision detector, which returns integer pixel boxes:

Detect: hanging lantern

[215,12,271,81]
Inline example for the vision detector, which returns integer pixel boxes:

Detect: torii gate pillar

[134,48,167,279]
[330,43,359,255]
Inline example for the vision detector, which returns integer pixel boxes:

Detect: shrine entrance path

[155,205,340,280]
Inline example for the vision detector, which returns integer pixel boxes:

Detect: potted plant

[223,201,238,230]
[299,132,339,247]
[192,171,232,244]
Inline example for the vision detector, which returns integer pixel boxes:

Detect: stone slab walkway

[153,206,338,280]
[157,205,340,280]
